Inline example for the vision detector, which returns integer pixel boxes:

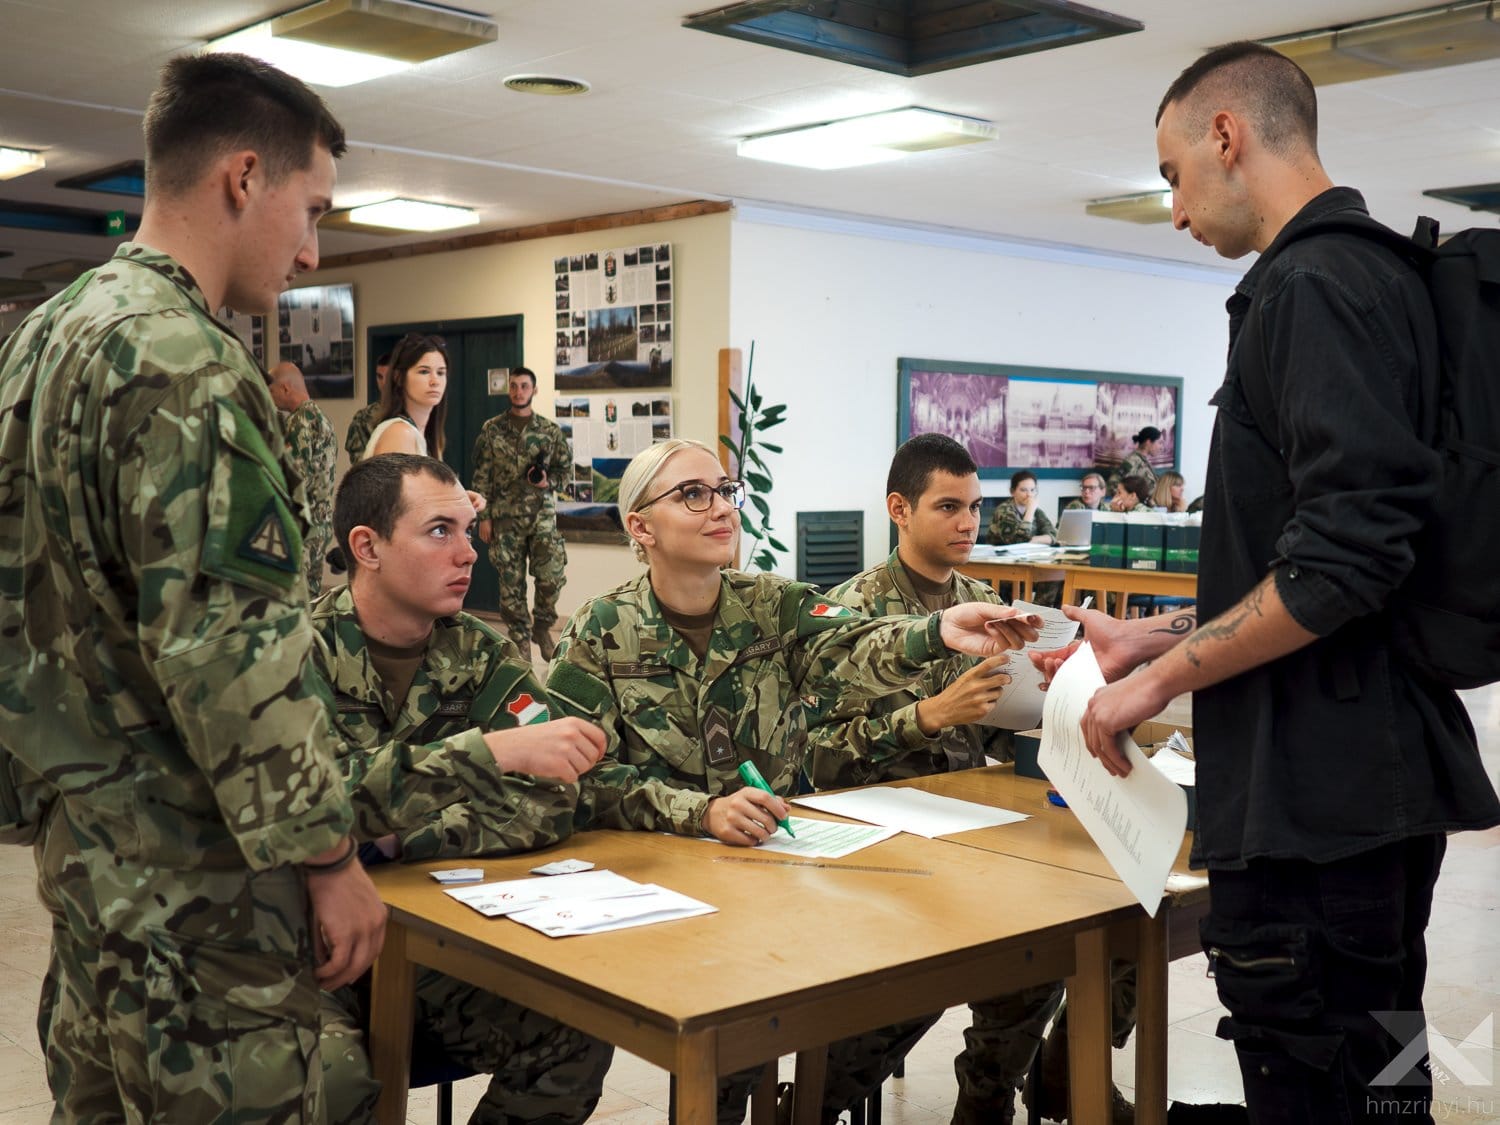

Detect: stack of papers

[444,869,716,937]
[753,817,897,858]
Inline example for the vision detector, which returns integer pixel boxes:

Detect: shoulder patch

[201,398,303,597]
[809,602,854,618]
[505,691,549,725]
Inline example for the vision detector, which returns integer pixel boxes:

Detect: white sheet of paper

[750,816,899,858]
[792,787,1029,839]
[1037,643,1187,916]
[976,600,1082,731]
[1148,744,1197,787]
[508,885,716,937]
[443,869,640,918]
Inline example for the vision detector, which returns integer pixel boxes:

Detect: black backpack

[1278,215,1500,689]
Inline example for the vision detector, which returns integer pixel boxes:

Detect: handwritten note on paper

[1037,643,1187,916]
[976,600,1082,732]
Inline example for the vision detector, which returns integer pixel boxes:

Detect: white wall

[727,207,1239,574]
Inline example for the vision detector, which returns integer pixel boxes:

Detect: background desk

[369,826,1140,1125]
[960,560,1196,618]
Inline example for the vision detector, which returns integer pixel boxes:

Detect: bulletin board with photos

[897,357,1182,480]
[552,243,672,393]
[556,393,673,504]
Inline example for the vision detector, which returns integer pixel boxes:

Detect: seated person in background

[809,435,1082,1125]
[1152,470,1188,512]
[313,453,613,1125]
[366,332,449,459]
[345,350,390,466]
[266,359,337,595]
[987,469,1057,545]
[1109,473,1153,512]
[545,438,1040,1125]
[1065,471,1109,511]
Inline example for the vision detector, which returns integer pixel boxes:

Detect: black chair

[409,1034,478,1125]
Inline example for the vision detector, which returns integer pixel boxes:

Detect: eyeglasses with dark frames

[637,479,746,513]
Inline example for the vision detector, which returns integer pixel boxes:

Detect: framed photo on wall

[277,283,355,398]
[898,357,1181,479]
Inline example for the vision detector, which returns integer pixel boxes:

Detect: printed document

[793,787,1028,839]
[1038,643,1187,915]
[444,869,640,918]
[752,816,898,858]
[976,600,1082,731]
[509,885,716,937]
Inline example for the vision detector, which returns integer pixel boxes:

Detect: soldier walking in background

[268,359,338,595]
[0,52,385,1123]
[472,366,572,660]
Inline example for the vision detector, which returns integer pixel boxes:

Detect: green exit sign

[105,211,125,237]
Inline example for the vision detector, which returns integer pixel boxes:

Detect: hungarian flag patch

[809,603,853,618]
[506,692,549,725]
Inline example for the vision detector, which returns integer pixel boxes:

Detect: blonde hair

[618,438,719,562]
[1152,470,1186,512]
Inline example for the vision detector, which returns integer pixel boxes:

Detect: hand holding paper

[1038,642,1186,915]
[974,600,1081,732]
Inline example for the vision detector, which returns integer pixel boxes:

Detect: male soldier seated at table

[809,433,1134,1125]
[312,452,613,1125]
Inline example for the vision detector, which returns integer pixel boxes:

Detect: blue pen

[1046,788,1069,809]
[737,761,796,837]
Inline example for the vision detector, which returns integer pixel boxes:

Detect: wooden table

[369,825,1143,1125]
[886,765,1210,1125]
[960,559,1196,618]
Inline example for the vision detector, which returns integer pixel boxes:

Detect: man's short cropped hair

[510,366,536,386]
[887,433,978,501]
[144,52,347,197]
[1156,41,1318,159]
[335,454,460,568]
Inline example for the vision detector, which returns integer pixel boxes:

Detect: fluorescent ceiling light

[0,147,45,181]
[1264,2,1500,86]
[1085,190,1173,223]
[343,198,479,231]
[205,0,498,88]
[738,108,997,170]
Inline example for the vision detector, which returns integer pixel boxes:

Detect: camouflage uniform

[546,569,950,1124]
[1107,449,1158,495]
[307,586,612,1125]
[1063,498,1112,512]
[282,398,337,595]
[986,502,1057,546]
[0,244,354,1123]
[470,412,572,653]
[986,504,1061,607]
[344,398,383,465]
[812,552,1059,1124]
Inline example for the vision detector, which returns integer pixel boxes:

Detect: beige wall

[306,208,732,618]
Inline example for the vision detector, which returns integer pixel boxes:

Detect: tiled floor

[1,684,1496,1124]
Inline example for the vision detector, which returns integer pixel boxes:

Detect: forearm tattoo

[1181,578,1271,668]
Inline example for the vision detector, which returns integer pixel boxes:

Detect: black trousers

[1201,834,1446,1125]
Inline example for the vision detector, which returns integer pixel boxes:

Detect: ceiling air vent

[503,74,591,96]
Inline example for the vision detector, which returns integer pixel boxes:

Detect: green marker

[737,761,795,838]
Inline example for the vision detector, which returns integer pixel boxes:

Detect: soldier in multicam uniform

[1064,471,1111,512]
[987,469,1061,607]
[269,360,338,594]
[472,367,572,661]
[312,454,611,1125]
[344,349,389,465]
[1106,426,1162,495]
[0,53,386,1122]
[809,434,1093,1125]
[545,438,1041,1125]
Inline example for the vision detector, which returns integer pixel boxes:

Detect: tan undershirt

[658,601,719,662]
[365,634,429,710]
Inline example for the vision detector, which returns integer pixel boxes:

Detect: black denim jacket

[1192,187,1500,869]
